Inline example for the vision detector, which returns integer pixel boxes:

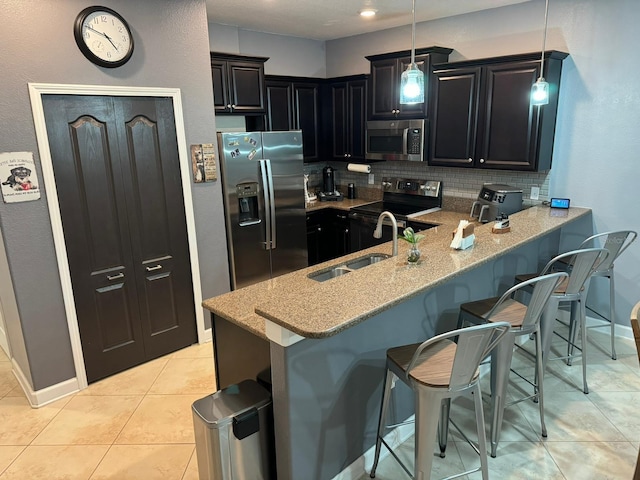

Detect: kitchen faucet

[374,211,398,256]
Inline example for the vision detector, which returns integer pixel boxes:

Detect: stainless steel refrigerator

[217,130,308,289]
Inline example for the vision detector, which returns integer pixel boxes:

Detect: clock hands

[84,24,119,51]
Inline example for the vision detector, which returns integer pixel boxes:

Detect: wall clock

[74,6,134,68]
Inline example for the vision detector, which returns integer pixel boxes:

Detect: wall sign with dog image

[0,152,41,203]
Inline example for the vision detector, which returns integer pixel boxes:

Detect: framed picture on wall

[0,151,41,203]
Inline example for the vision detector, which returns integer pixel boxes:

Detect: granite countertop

[202,205,591,341]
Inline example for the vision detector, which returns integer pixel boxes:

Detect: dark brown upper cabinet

[429,51,568,171]
[265,76,322,162]
[211,53,268,115]
[324,75,368,162]
[366,47,452,120]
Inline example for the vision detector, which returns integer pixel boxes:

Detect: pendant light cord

[410,0,416,64]
[539,0,549,78]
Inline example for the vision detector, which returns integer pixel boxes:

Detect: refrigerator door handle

[264,159,277,249]
[259,159,272,250]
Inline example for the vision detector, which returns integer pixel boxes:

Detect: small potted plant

[400,227,424,264]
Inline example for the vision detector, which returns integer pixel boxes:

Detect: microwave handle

[402,128,409,155]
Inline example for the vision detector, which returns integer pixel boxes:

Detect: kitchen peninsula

[203,205,592,480]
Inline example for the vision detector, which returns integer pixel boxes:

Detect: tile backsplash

[305,161,550,207]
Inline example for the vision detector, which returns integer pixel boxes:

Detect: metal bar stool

[369,322,510,480]
[514,247,609,394]
[553,230,637,360]
[458,272,568,458]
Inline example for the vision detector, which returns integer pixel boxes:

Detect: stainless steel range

[349,177,442,252]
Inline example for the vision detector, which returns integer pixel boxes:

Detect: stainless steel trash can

[192,379,275,480]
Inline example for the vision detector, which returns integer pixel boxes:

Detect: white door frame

[29,83,207,390]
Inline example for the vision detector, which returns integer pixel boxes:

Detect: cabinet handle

[226,104,232,109]
[467,158,473,163]
[146,265,163,272]
[344,154,348,158]
[107,272,124,281]
[480,158,485,163]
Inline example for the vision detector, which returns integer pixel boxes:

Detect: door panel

[43,96,145,382]
[43,95,196,383]
[144,271,179,334]
[480,62,540,169]
[429,68,481,167]
[96,281,136,350]
[115,97,196,358]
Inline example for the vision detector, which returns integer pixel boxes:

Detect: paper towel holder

[347,163,371,174]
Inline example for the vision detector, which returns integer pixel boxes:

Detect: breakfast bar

[203,205,593,480]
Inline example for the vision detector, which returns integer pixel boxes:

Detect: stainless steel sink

[346,254,391,270]
[308,253,391,282]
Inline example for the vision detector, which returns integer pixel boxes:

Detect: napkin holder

[451,222,475,250]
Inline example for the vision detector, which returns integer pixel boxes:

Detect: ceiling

[206,0,533,41]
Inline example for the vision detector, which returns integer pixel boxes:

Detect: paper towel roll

[347,163,371,174]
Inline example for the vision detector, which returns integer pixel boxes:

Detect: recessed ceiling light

[359,9,377,18]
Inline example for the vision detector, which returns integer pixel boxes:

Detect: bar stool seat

[458,272,568,457]
[369,322,511,480]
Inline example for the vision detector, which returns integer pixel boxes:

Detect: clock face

[74,7,134,68]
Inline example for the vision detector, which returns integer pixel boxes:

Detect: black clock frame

[73,6,134,68]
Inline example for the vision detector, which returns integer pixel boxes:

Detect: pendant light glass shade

[400,64,424,104]
[399,0,424,105]
[531,78,549,105]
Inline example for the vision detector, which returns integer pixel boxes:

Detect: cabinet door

[227,61,266,113]
[329,82,349,160]
[348,79,367,161]
[211,59,230,113]
[265,80,294,130]
[306,211,330,265]
[429,67,481,167]
[329,211,351,257]
[478,61,541,170]
[369,58,397,119]
[328,79,367,162]
[294,82,321,162]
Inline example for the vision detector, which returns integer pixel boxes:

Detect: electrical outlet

[368,173,375,185]
[530,186,540,200]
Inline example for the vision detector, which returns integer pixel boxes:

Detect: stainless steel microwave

[365,119,425,162]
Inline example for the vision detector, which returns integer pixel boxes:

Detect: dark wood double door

[43,95,197,383]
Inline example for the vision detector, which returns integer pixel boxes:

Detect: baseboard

[201,327,212,343]
[12,359,79,408]
[0,326,9,357]
[332,415,415,480]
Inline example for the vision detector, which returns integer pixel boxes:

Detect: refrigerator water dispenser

[236,183,261,226]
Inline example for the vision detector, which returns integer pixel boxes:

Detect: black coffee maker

[319,166,342,201]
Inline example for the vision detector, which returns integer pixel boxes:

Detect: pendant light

[531,0,550,106]
[400,0,424,105]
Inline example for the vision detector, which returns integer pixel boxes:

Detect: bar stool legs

[370,369,395,478]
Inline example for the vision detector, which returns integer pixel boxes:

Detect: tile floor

[0,327,638,479]
[0,342,214,480]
